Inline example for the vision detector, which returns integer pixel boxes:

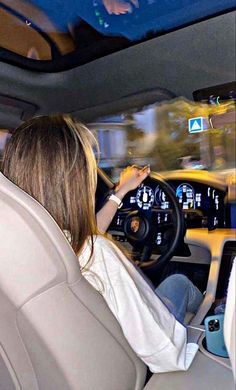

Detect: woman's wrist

[114,186,127,200]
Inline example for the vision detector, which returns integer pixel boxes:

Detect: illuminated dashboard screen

[176,183,195,210]
[171,180,225,228]
[122,178,226,229]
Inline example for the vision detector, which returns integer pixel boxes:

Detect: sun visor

[73,88,175,122]
[0,95,37,128]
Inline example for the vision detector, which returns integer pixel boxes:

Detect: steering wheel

[108,173,185,272]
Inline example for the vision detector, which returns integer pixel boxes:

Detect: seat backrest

[0,172,146,390]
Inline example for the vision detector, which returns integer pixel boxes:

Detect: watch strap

[108,193,123,208]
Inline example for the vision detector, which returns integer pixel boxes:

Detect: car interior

[0,1,235,389]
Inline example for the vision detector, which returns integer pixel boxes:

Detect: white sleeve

[80,236,198,373]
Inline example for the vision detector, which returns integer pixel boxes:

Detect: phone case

[204,314,229,358]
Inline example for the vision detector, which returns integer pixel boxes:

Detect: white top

[79,235,198,373]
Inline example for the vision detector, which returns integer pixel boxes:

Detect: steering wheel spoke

[108,173,184,271]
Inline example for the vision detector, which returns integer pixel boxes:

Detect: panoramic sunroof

[0,0,235,72]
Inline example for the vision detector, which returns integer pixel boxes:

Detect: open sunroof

[0,0,235,72]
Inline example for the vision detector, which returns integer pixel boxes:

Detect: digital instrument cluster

[124,180,226,228]
[129,184,170,211]
[135,186,154,210]
[171,181,224,214]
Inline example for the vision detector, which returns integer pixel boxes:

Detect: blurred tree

[146,99,202,170]
[124,113,145,143]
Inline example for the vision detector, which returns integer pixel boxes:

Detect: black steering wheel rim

[117,172,185,272]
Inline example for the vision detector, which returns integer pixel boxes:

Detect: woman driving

[2,114,202,373]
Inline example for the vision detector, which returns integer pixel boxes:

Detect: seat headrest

[0,172,81,307]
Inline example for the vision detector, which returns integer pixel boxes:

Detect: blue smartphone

[204,314,229,358]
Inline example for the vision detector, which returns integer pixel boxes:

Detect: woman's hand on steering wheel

[115,165,150,199]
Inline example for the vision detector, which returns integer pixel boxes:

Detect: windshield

[90,97,235,180]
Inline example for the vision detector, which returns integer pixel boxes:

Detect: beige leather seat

[0,172,147,390]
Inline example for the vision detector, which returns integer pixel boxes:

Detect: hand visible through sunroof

[102,0,139,15]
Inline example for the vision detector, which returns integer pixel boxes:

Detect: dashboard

[99,169,235,265]
[121,176,227,230]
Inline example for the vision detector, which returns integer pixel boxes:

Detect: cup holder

[201,336,229,359]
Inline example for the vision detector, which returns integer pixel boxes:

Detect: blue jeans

[155,274,203,323]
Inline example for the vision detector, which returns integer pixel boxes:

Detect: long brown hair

[2,114,99,255]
